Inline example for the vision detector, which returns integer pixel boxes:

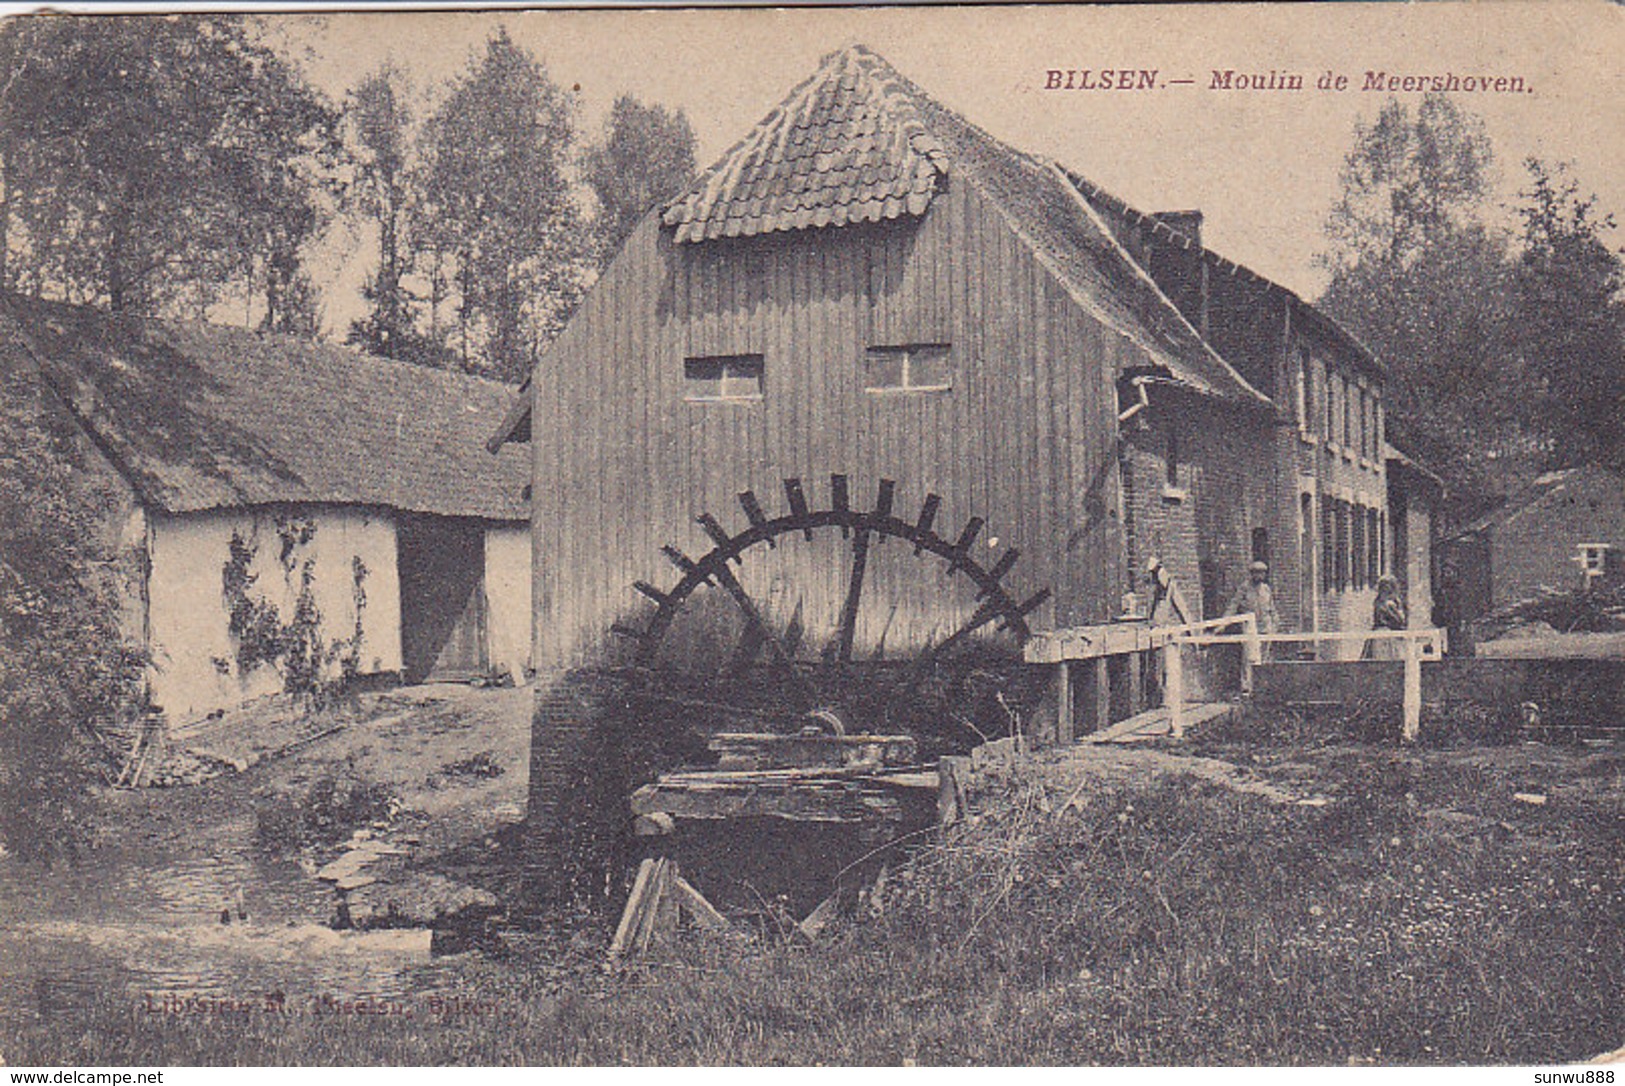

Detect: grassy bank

[8,736,1620,1065]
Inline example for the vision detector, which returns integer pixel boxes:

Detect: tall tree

[1322,94,1495,276]
[1316,95,1531,518]
[0,15,339,321]
[582,94,696,265]
[343,64,425,360]
[1509,159,1625,471]
[418,28,584,381]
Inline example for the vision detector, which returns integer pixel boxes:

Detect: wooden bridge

[1026,616,1447,743]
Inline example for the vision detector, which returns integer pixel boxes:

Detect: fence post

[1165,638,1185,739]
[1055,661,1074,745]
[1241,613,1260,695]
[1093,655,1111,733]
[1402,634,1422,743]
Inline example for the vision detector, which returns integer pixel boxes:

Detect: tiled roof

[663,45,948,243]
[1450,464,1621,539]
[2,293,529,520]
[658,46,1267,407]
[1064,170,1386,381]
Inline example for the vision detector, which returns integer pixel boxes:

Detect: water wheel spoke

[891,601,1003,709]
[829,527,871,664]
[710,562,815,704]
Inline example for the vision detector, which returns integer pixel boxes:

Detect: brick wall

[524,667,647,903]
[1487,468,1625,611]
[1119,392,1279,625]
[1119,420,1201,616]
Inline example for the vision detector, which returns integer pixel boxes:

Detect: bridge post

[1165,639,1185,739]
[1055,661,1074,745]
[1241,613,1260,695]
[1402,635,1422,742]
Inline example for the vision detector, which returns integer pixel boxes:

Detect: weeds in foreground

[254,770,399,851]
[12,746,1619,1066]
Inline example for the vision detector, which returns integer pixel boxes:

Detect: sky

[202,4,1625,333]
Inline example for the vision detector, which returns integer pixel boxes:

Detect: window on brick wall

[1357,386,1369,458]
[1335,500,1350,591]
[1366,390,1377,459]
[1368,507,1382,585]
[1296,349,1310,432]
[1325,371,1337,443]
[1378,510,1387,578]
[1367,391,1377,459]
[1352,505,1366,589]
[1301,493,1316,621]
[1252,527,1271,565]
[1322,497,1336,592]
[1342,375,1353,449]
[1166,426,1181,487]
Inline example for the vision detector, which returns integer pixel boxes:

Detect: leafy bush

[0,358,145,860]
[254,770,399,851]
[1480,580,1625,637]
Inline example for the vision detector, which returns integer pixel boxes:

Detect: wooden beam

[609,858,657,960]
[797,894,839,941]
[830,473,851,537]
[832,527,872,663]
[912,494,941,553]
[696,513,739,561]
[945,517,983,577]
[1164,641,1185,739]
[938,755,970,825]
[671,872,733,935]
[1055,662,1074,745]
[709,561,815,703]
[1402,636,1422,742]
[738,490,773,546]
[1093,656,1112,731]
[784,477,813,539]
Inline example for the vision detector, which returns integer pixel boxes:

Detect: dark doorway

[399,515,488,683]
[1200,557,1222,623]
[1388,484,1409,602]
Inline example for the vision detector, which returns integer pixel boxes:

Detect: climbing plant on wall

[219,520,368,707]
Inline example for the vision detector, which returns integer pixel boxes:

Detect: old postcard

[0,1,1619,1071]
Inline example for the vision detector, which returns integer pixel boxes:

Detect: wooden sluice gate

[620,718,944,937]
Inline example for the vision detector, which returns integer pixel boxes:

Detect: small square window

[865,344,952,393]
[685,354,763,402]
[1577,543,1613,575]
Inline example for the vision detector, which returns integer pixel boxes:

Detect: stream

[0,809,481,1031]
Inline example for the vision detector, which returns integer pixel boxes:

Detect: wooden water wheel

[612,473,1050,741]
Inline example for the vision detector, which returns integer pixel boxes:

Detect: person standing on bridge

[1365,575,1408,659]
[1223,560,1279,635]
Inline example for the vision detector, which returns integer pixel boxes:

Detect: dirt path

[80,684,532,864]
[250,684,532,842]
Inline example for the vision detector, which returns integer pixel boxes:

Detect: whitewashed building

[2,293,532,725]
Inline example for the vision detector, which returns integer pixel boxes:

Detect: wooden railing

[1027,618,1448,743]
